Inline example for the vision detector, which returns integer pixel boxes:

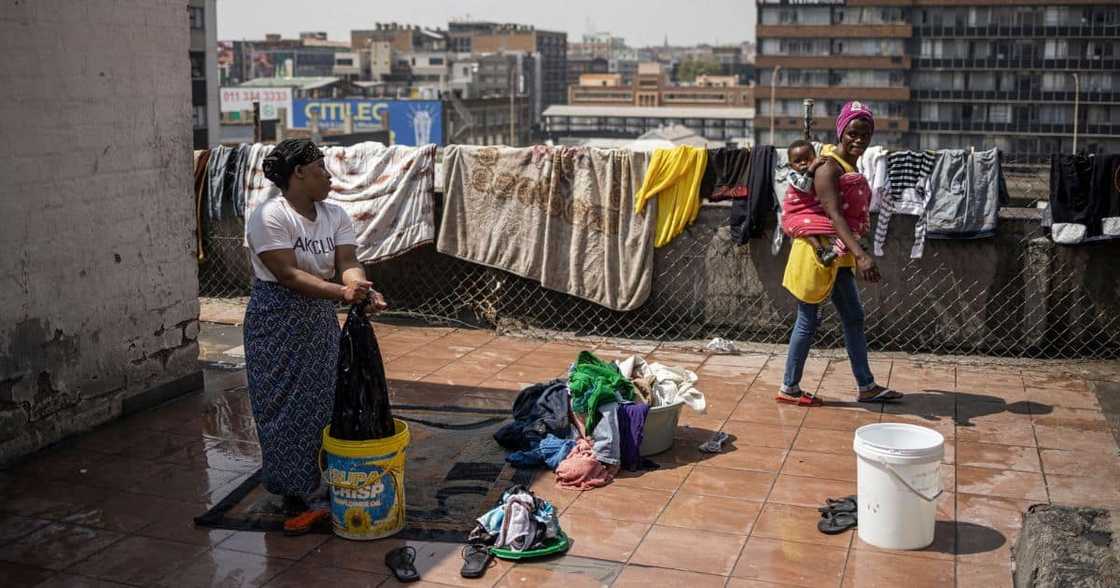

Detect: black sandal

[858,385,904,403]
[460,543,492,579]
[385,546,420,583]
[818,495,857,514]
[818,511,857,535]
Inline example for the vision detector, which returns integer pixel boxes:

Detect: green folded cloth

[568,351,633,431]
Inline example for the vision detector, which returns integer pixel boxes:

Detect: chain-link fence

[199,157,1120,360]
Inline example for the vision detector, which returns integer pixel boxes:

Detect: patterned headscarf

[836,101,875,140]
[262,139,324,189]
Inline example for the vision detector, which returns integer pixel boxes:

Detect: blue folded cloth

[506,434,577,470]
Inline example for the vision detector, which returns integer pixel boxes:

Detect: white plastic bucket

[638,400,683,456]
[852,423,944,550]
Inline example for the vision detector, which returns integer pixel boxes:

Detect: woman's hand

[341,280,372,304]
[368,290,388,313]
[856,254,881,283]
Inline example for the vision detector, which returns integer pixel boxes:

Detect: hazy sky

[216,0,756,47]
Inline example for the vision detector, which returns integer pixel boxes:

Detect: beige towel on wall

[438,145,655,311]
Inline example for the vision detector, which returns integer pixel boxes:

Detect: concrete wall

[0,1,201,463]
[363,199,1120,359]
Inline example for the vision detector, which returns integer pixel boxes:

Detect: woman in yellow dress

[777,102,903,406]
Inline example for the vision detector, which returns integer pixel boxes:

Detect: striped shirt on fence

[874,151,939,257]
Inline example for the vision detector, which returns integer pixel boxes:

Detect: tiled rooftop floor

[2,321,1118,587]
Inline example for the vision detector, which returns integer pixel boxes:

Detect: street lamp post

[769,65,782,145]
[1071,72,1080,154]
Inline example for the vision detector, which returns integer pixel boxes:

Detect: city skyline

[216,0,757,47]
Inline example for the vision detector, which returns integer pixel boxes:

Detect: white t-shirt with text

[245,198,357,282]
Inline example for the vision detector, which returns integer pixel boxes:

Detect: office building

[755,1,911,148]
[447,22,567,109]
[189,0,218,148]
[543,104,754,143]
[754,1,1120,159]
[447,96,534,146]
[569,64,753,108]
[569,32,628,60]
[568,56,610,85]
[910,4,1120,158]
[220,32,351,84]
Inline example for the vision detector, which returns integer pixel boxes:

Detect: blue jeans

[783,268,876,393]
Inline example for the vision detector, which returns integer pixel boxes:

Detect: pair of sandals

[818,495,858,535]
[775,385,903,407]
[384,544,493,583]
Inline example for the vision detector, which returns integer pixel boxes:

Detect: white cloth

[245,198,356,282]
[242,142,436,264]
[858,146,889,213]
[495,493,537,552]
[242,144,282,247]
[616,356,706,413]
[1102,218,1120,237]
[1051,223,1087,245]
[322,142,437,263]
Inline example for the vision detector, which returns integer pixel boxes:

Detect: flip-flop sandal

[858,386,904,403]
[776,393,823,407]
[699,432,730,454]
[818,511,858,535]
[385,546,420,583]
[282,508,329,536]
[460,544,492,579]
[818,495,857,514]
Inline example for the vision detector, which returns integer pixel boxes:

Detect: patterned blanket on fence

[437,145,656,312]
[242,142,437,264]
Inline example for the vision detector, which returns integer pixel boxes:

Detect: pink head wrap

[836,101,875,140]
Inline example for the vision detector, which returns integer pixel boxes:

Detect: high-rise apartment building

[189,0,218,148]
[755,1,1120,160]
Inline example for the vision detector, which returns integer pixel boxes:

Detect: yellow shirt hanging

[634,146,708,248]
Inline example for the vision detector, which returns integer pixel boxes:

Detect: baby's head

[787,140,815,173]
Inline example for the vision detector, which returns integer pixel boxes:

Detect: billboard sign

[290,99,443,146]
[759,0,844,4]
[388,101,443,147]
[219,87,292,121]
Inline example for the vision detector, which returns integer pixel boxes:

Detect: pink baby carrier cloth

[781,172,872,251]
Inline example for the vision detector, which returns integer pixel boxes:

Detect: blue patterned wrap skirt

[244,279,339,497]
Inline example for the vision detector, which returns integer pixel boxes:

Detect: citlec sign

[290,99,443,146]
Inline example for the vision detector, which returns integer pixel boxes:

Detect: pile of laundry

[493,350,706,490]
[471,486,563,552]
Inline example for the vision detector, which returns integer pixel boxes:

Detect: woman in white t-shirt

[242,139,387,523]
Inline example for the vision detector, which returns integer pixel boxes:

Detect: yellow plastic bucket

[321,419,410,541]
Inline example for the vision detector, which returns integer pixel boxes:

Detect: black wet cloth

[701,147,751,201]
[729,145,776,244]
[330,301,395,441]
[1091,154,1120,229]
[1049,154,1101,236]
[493,380,571,450]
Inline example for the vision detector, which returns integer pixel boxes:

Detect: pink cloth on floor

[781,172,872,254]
[555,438,614,490]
